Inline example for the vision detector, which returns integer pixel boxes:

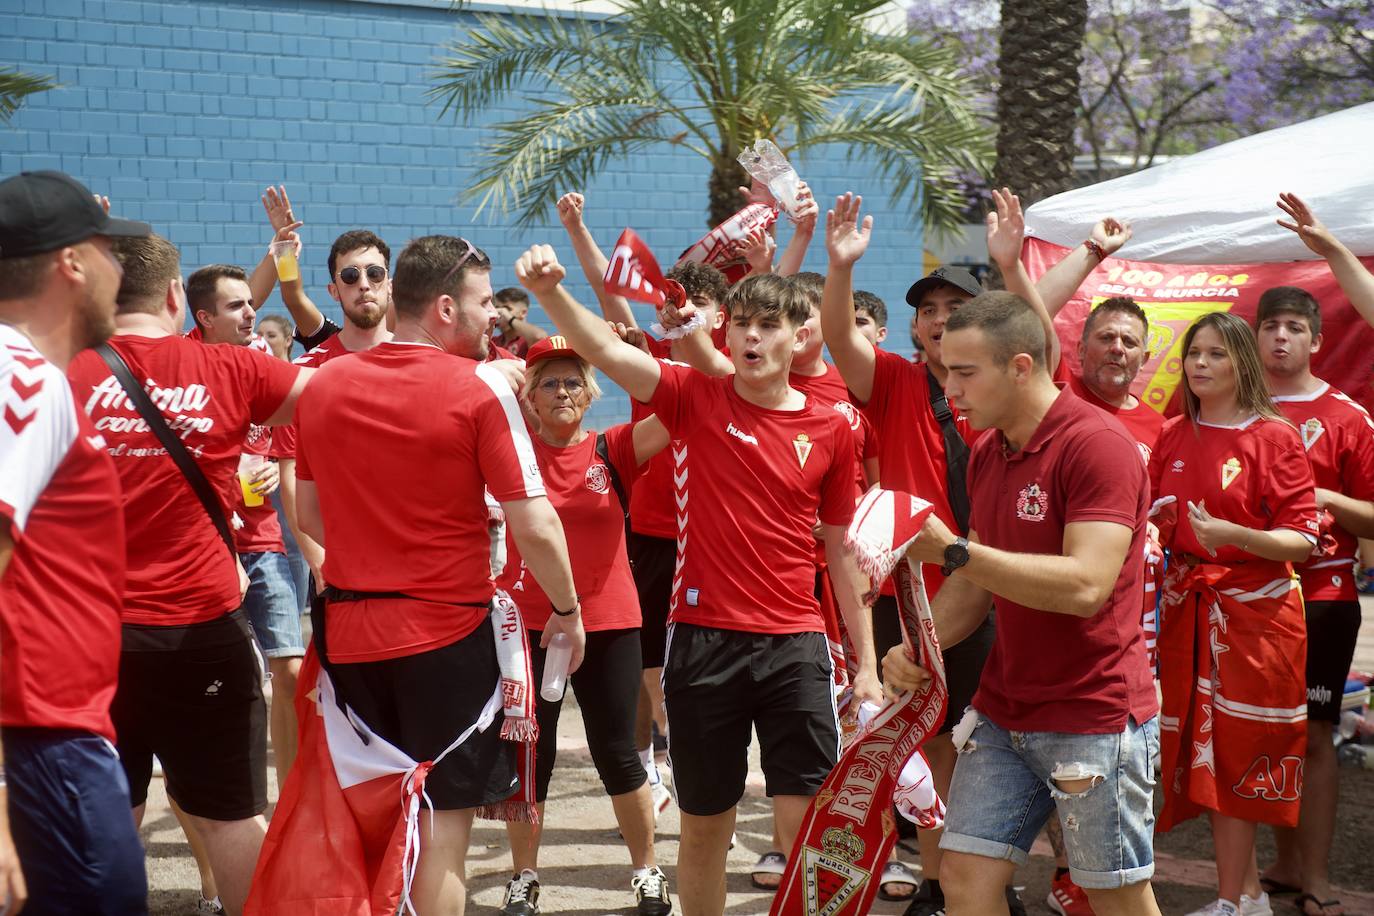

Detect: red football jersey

[0,328,124,740]
[648,363,856,634]
[791,362,873,497]
[274,333,356,460]
[69,335,300,626]
[1066,371,1164,461]
[498,423,642,632]
[629,336,700,540]
[1149,415,1320,564]
[1274,382,1374,601]
[295,342,545,662]
[859,347,987,592]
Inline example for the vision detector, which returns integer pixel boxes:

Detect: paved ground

[143,598,1374,915]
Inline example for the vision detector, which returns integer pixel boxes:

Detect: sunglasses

[536,376,586,395]
[441,237,484,285]
[337,264,388,285]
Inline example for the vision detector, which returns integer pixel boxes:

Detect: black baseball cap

[0,170,152,260]
[905,265,983,308]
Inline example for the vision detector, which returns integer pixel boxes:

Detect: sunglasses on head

[337,265,388,285]
[441,237,484,285]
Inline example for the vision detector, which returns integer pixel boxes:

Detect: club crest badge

[1016,482,1048,522]
[585,463,610,494]
[800,824,870,916]
[794,433,814,469]
[1221,457,1242,490]
[1300,417,1324,450]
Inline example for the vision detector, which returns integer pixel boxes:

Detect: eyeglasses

[536,376,586,395]
[441,237,484,286]
[337,264,387,285]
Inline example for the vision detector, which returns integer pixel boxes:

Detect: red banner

[1023,238,1374,415]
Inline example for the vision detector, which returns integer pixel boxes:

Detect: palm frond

[0,68,55,124]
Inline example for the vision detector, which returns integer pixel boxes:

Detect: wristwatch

[941,537,970,576]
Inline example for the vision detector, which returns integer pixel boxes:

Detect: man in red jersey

[67,233,311,916]
[0,169,152,914]
[515,242,880,916]
[292,234,582,915]
[884,291,1161,916]
[1254,283,1374,916]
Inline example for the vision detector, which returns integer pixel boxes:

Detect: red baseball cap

[525,335,581,366]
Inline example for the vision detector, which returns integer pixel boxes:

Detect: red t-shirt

[648,363,856,634]
[968,389,1158,734]
[1062,368,1165,462]
[295,341,545,662]
[790,362,875,497]
[859,347,987,592]
[1150,415,1320,565]
[0,328,124,741]
[274,334,357,459]
[498,424,642,632]
[629,336,694,540]
[69,335,300,626]
[1274,382,1374,601]
[233,422,284,554]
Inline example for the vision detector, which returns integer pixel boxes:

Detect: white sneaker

[1240,892,1273,916]
[1186,901,1239,916]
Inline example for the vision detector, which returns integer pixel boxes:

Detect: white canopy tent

[1025,102,1374,263]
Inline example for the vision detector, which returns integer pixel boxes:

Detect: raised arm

[556,192,637,327]
[515,245,663,404]
[261,185,328,338]
[776,181,819,277]
[631,414,671,466]
[987,188,1060,374]
[1277,192,1374,326]
[820,193,878,402]
[1033,217,1132,317]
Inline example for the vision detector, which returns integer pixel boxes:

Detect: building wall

[2,0,926,423]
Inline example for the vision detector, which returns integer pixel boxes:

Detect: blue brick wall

[3,0,926,425]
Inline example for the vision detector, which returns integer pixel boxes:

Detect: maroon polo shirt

[967,387,1157,734]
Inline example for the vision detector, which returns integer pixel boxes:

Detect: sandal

[1260,876,1302,896]
[750,851,786,891]
[876,860,918,901]
[1295,893,1343,916]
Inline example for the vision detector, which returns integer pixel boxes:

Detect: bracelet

[551,599,580,617]
[1084,239,1107,262]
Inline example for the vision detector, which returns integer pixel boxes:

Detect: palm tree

[0,67,55,125]
[992,0,1088,205]
[430,0,993,233]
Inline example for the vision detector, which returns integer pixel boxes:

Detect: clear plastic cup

[238,453,266,508]
[270,240,300,283]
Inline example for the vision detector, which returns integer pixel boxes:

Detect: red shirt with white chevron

[648,362,856,634]
[68,335,300,626]
[0,326,124,740]
[1274,381,1374,602]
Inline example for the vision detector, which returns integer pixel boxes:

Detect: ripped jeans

[939,711,1159,889]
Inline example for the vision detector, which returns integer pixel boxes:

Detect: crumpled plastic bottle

[737,139,802,217]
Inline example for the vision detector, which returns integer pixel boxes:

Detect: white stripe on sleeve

[475,363,545,499]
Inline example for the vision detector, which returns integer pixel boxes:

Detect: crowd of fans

[1,166,1371,916]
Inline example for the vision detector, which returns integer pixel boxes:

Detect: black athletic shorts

[663,623,839,816]
[329,615,517,810]
[873,593,995,734]
[1305,599,1362,723]
[114,609,268,820]
[628,532,675,668]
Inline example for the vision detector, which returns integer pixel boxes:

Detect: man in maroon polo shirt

[884,291,1161,916]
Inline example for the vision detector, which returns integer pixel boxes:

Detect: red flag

[771,490,949,916]
[603,229,685,308]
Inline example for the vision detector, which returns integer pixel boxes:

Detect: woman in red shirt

[494,337,672,916]
[1149,312,1317,916]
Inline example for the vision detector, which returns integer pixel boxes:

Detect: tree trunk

[993,0,1088,207]
[707,147,749,228]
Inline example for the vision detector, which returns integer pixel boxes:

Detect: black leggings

[528,627,647,802]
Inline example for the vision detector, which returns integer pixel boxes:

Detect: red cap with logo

[524,335,580,366]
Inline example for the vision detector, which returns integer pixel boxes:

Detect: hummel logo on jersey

[725,422,758,446]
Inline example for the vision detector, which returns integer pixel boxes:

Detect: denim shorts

[940,711,1159,889]
[240,550,304,658]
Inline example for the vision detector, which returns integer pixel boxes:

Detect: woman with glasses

[494,336,674,916]
[1149,312,1317,916]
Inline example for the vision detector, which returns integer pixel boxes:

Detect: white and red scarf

[771,489,949,916]
[676,203,778,285]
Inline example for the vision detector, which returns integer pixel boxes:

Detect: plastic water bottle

[737,139,803,217]
[540,632,573,702]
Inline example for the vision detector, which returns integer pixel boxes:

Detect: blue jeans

[3,728,148,914]
[239,550,304,658]
[271,487,310,615]
[940,711,1159,889]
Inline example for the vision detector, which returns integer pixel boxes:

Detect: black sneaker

[1006,885,1028,916]
[903,879,946,916]
[500,870,541,916]
[633,865,673,916]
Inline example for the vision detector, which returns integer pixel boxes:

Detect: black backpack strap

[596,432,631,535]
[926,365,972,535]
[96,343,237,559]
